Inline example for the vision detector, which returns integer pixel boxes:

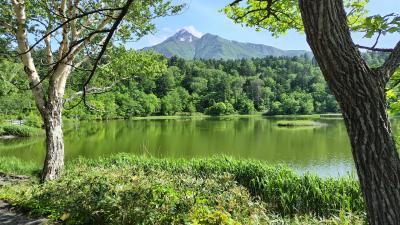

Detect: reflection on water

[2,116,398,177]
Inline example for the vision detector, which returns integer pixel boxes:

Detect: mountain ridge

[143,29,311,60]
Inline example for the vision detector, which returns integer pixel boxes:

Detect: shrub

[84,155,364,217]
[25,113,43,128]
[0,155,365,224]
[225,102,235,114]
[3,167,268,224]
[205,102,235,116]
[235,97,255,115]
[205,102,227,116]
[0,125,39,137]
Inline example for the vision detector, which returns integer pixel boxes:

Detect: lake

[1,116,400,177]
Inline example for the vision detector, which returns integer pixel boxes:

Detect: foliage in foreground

[0,155,365,224]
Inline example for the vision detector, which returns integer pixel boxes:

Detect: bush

[88,155,364,216]
[3,165,268,224]
[0,124,40,137]
[25,113,43,128]
[0,155,365,224]
[225,102,235,114]
[235,97,255,115]
[205,102,235,116]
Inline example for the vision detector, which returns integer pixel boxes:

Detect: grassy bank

[0,154,364,224]
[2,112,336,124]
[0,157,41,176]
[0,124,43,137]
[82,112,266,121]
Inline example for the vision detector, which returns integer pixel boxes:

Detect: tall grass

[68,154,364,216]
[0,154,364,224]
[0,157,41,176]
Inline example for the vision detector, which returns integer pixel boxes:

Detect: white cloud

[181,25,203,38]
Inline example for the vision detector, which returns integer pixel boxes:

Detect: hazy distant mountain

[143,29,311,60]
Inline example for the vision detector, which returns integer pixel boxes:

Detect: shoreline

[66,113,344,123]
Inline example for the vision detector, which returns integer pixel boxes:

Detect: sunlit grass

[0,157,41,176]
[0,154,364,224]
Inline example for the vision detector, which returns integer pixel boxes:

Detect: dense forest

[0,48,387,120]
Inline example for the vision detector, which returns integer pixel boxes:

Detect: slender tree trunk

[41,97,64,182]
[299,0,400,224]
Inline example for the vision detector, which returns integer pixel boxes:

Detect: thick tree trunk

[299,0,400,224]
[39,61,71,182]
[41,98,64,182]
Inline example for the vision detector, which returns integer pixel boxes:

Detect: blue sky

[128,0,399,50]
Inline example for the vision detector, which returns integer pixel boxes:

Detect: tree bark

[40,63,71,182]
[299,0,400,224]
[41,97,64,182]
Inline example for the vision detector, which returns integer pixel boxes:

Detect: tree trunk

[41,97,64,182]
[299,0,400,224]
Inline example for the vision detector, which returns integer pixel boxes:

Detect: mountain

[143,29,311,60]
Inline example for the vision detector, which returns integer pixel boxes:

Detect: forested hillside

[0,49,387,120]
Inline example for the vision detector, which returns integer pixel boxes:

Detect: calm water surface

[2,117,400,177]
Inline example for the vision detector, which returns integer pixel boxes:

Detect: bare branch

[229,0,243,7]
[371,31,381,49]
[355,44,394,52]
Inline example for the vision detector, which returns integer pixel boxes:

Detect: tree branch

[80,0,134,110]
[17,6,124,56]
[381,41,400,81]
[64,85,113,105]
[70,0,78,44]
[355,44,394,53]
[57,0,69,60]
[44,25,54,65]
[69,17,112,59]
[229,0,243,6]
[12,0,47,117]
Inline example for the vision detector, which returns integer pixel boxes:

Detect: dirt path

[0,201,48,225]
[0,173,49,224]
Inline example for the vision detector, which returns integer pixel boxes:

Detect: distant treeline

[0,49,387,120]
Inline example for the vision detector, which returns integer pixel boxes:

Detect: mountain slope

[143,29,311,60]
[145,29,199,59]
